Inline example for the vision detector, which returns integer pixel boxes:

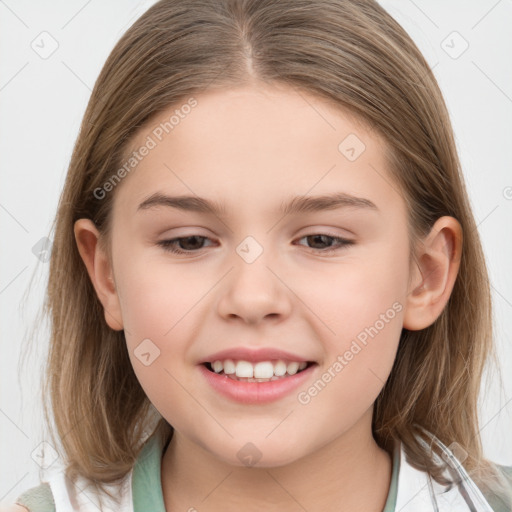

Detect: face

[106,82,411,467]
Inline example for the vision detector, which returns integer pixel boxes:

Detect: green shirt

[14,433,512,511]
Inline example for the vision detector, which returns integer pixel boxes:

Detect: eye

[156,233,354,256]
[156,235,214,255]
[294,234,354,254]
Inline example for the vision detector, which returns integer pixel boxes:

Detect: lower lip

[198,363,317,404]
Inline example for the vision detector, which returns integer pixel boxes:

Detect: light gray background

[1,0,511,505]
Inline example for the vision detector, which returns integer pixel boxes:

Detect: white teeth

[212,360,223,373]
[235,360,254,378]
[209,358,310,379]
[287,362,299,375]
[223,359,236,374]
[253,361,274,379]
[274,360,287,376]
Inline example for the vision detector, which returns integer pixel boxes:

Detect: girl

[9,0,512,510]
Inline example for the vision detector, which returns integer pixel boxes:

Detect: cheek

[295,294,403,436]
[114,249,207,337]
[114,255,206,421]
[296,240,407,336]
[113,250,213,392]
[295,241,406,401]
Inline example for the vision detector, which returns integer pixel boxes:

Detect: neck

[160,410,393,512]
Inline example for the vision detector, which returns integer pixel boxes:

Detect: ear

[403,216,463,331]
[74,218,124,331]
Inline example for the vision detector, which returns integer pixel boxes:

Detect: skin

[74,82,462,511]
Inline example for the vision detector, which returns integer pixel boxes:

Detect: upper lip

[199,347,315,364]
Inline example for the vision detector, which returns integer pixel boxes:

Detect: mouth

[202,359,317,383]
[199,358,319,404]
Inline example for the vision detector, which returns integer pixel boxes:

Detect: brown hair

[25,0,510,503]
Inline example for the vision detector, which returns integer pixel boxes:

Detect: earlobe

[73,218,124,331]
[403,216,462,331]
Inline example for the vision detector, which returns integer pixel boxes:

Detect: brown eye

[295,234,354,254]
[157,235,213,254]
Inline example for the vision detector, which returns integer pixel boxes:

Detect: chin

[213,440,307,469]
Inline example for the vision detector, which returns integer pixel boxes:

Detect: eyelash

[156,233,355,256]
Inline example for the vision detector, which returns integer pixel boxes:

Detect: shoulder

[7,482,55,512]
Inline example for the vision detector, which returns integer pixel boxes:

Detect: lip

[199,346,314,364]
[199,362,318,404]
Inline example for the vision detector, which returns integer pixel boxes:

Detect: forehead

[113,82,403,221]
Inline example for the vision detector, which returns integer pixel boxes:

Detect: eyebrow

[137,191,379,216]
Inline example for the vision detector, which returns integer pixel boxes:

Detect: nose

[216,251,292,325]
